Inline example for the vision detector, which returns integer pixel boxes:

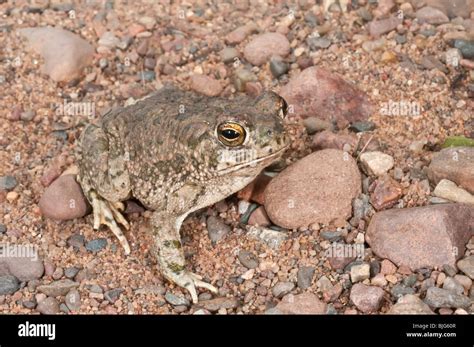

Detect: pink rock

[367,16,402,37]
[366,204,474,270]
[427,147,474,194]
[237,174,273,205]
[416,6,450,24]
[243,32,290,66]
[274,293,327,314]
[18,27,94,83]
[39,175,90,220]
[280,67,372,128]
[248,206,271,227]
[350,283,385,313]
[373,0,395,18]
[312,130,357,151]
[0,245,44,281]
[370,176,403,210]
[264,149,361,229]
[380,259,397,275]
[328,255,356,270]
[425,0,474,19]
[190,74,223,97]
[226,24,258,44]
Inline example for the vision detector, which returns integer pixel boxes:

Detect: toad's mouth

[216,144,289,175]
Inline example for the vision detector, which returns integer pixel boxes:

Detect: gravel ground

[0,0,473,315]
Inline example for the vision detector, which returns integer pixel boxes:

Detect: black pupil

[222,129,240,140]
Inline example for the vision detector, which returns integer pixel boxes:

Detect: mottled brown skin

[78,86,289,302]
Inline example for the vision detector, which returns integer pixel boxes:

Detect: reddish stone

[237,174,272,205]
[370,176,403,210]
[274,293,327,314]
[280,67,372,128]
[366,204,474,270]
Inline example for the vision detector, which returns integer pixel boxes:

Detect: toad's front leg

[151,212,218,303]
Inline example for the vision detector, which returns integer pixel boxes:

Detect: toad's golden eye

[217,122,246,147]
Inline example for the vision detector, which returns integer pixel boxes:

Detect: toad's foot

[90,190,131,255]
[165,270,218,304]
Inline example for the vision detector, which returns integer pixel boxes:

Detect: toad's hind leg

[151,212,218,303]
[78,123,132,254]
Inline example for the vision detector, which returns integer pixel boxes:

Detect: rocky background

[0,0,473,315]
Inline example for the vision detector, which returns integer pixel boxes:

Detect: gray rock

[36,297,60,314]
[0,224,6,234]
[88,284,103,294]
[206,216,231,243]
[269,56,289,78]
[457,256,474,279]
[37,279,79,297]
[197,297,239,312]
[395,34,407,44]
[220,47,240,64]
[403,274,418,287]
[65,289,81,311]
[137,70,155,82]
[272,281,295,298]
[237,250,259,269]
[105,288,124,303]
[443,277,465,295]
[0,176,17,190]
[349,121,376,133]
[370,260,381,277]
[59,303,70,313]
[85,238,108,252]
[307,36,332,50]
[424,287,471,309]
[165,292,190,306]
[389,294,434,314]
[320,230,343,242]
[0,275,20,295]
[64,266,80,279]
[443,264,458,277]
[391,284,415,299]
[297,266,315,289]
[454,39,474,59]
[22,300,37,309]
[67,233,85,249]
